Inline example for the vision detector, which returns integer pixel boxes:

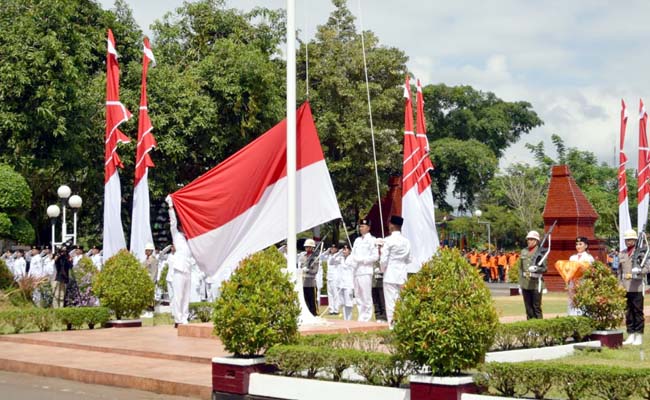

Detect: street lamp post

[474,209,492,252]
[57,185,71,244]
[68,195,82,245]
[46,205,61,252]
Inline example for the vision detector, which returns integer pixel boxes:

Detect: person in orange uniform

[489,253,499,282]
[479,251,490,282]
[497,251,508,283]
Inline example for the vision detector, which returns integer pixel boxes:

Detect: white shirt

[28,254,44,278]
[339,255,355,289]
[322,251,344,282]
[351,233,379,276]
[43,255,55,279]
[569,252,595,264]
[380,231,412,285]
[91,254,103,270]
[13,257,26,280]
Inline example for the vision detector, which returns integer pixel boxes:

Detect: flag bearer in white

[321,243,344,315]
[378,216,411,328]
[166,197,192,327]
[339,245,355,320]
[351,219,378,322]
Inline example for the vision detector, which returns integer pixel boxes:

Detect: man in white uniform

[12,249,26,280]
[339,244,355,320]
[90,246,103,270]
[166,197,192,327]
[378,215,412,328]
[322,243,344,315]
[28,246,44,278]
[351,219,378,322]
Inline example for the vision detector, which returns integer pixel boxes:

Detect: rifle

[631,228,649,280]
[529,220,557,292]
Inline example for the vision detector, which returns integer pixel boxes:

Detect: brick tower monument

[542,165,606,291]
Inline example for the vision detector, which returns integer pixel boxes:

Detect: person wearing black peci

[518,230,547,319]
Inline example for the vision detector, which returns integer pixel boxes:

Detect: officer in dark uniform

[518,230,547,319]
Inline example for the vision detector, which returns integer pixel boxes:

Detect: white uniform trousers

[383,282,402,327]
[354,274,373,322]
[172,269,191,324]
[327,279,339,313]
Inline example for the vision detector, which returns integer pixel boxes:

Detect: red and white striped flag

[638,99,649,232]
[167,102,341,278]
[402,76,440,272]
[619,99,632,250]
[103,29,132,259]
[130,37,157,261]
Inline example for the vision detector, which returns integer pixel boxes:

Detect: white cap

[304,239,316,248]
[144,242,155,251]
[526,231,540,241]
[624,229,638,240]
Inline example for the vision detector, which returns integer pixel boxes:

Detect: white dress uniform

[379,231,412,327]
[43,255,55,281]
[91,254,103,270]
[339,254,356,320]
[2,253,15,274]
[190,260,205,303]
[12,256,26,280]
[567,251,595,315]
[351,233,379,321]
[167,198,192,326]
[322,250,344,314]
[28,253,44,278]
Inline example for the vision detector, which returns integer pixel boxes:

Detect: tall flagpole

[287,0,297,273]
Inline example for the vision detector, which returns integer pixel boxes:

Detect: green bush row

[265,344,417,387]
[0,307,111,333]
[478,362,650,399]
[189,301,212,323]
[298,330,394,352]
[492,316,593,351]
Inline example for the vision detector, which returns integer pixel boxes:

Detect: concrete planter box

[485,340,600,363]
[212,356,275,396]
[248,373,409,400]
[509,286,519,296]
[410,375,479,400]
[319,294,328,306]
[590,329,623,349]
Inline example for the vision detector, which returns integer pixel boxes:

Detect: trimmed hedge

[0,307,111,333]
[189,301,212,322]
[266,344,417,387]
[492,316,593,351]
[478,362,650,399]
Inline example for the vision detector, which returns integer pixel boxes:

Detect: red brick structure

[542,165,606,291]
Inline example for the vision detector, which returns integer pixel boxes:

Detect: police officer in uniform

[518,230,547,319]
[619,229,649,345]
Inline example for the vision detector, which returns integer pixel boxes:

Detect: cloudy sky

[99,0,650,170]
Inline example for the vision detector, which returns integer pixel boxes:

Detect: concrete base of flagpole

[289,266,330,327]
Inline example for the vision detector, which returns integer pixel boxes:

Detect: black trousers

[371,285,386,321]
[521,288,543,319]
[303,287,318,316]
[626,292,644,333]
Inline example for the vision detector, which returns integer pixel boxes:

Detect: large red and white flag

[168,102,341,278]
[638,99,649,232]
[130,37,157,261]
[619,100,632,250]
[103,29,132,260]
[402,76,440,273]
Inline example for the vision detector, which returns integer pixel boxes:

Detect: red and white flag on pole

[103,29,132,260]
[638,99,649,232]
[402,76,440,272]
[167,102,341,278]
[619,100,632,250]
[130,37,157,261]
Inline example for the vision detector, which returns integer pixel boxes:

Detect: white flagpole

[287,0,297,273]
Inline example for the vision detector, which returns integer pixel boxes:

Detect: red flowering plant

[573,261,626,330]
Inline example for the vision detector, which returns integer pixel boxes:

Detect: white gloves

[528,266,538,273]
[632,267,641,274]
[376,238,385,247]
[165,195,174,208]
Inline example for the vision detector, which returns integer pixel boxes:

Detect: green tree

[429,138,498,211]
[422,84,543,158]
[0,164,34,243]
[296,0,407,222]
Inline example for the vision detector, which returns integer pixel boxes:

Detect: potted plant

[92,249,154,326]
[393,248,499,400]
[573,261,626,348]
[211,246,300,396]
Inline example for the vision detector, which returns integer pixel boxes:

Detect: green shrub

[55,307,85,329]
[30,308,57,332]
[84,307,111,329]
[0,258,15,291]
[93,250,154,319]
[393,248,498,375]
[158,264,169,292]
[573,261,626,330]
[189,301,212,322]
[492,316,593,351]
[213,247,300,356]
[0,309,31,333]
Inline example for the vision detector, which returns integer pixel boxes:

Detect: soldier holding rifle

[518,224,555,320]
[619,229,650,346]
